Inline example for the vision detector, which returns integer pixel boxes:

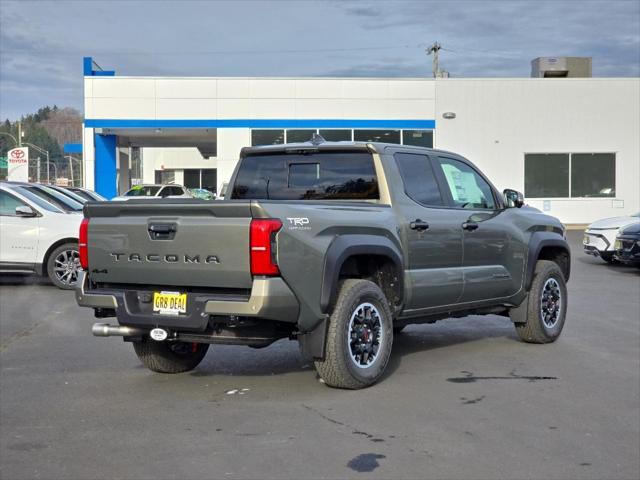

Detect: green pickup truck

[76,140,570,389]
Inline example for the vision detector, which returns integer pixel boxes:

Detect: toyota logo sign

[10,149,25,160]
[8,147,29,181]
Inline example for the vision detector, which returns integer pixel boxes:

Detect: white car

[583,212,640,263]
[111,184,191,201]
[0,183,83,289]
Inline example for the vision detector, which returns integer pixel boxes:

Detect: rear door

[434,155,522,303]
[393,152,466,310]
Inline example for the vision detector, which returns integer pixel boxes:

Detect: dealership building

[81,57,639,224]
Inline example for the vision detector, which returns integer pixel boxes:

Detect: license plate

[583,234,590,245]
[153,291,187,315]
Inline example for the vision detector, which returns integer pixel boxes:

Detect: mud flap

[298,318,329,361]
[509,293,530,324]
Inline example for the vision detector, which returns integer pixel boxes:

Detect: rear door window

[231,152,379,200]
[395,152,444,206]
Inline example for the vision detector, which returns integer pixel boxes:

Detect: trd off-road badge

[286,217,311,231]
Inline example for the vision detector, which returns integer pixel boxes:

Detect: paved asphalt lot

[1,232,638,480]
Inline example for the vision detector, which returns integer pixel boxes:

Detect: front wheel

[314,279,393,389]
[514,260,568,343]
[133,339,209,373]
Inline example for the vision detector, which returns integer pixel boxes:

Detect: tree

[1,105,82,181]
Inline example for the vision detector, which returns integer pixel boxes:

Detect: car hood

[588,215,638,230]
[619,221,640,235]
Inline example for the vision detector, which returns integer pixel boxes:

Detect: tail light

[250,219,282,276]
[79,218,89,269]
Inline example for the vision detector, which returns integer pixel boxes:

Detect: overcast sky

[1,0,638,120]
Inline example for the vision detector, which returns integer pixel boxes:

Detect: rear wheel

[314,279,393,389]
[133,339,209,373]
[47,243,81,290]
[514,260,567,343]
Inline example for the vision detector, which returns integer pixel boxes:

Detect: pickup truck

[76,140,570,389]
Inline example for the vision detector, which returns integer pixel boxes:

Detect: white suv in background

[111,184,191,201]
[583,212,640,263]
[0,183,83,289]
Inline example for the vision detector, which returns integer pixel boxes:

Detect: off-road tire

[133,339,209,373]
[515,260,567,344]
[46,242,80,290]
[314,279,393,389]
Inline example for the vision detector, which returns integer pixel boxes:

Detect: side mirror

[15,205,38,217]
[503,189,524,208]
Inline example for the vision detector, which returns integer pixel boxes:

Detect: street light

[22,142,50,183]
[65,155,82,186]
[0,131,18,145]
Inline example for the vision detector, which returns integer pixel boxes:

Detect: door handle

[148,223,177,240]
[462,222,479,231]
[410,219,430,231]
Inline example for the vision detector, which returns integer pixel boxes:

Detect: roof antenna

[309,133,325,145]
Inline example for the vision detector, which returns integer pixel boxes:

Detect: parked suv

[583,212,639,263]
[0,182,83,289]
[76,142,570,388]
[112,184,190,201]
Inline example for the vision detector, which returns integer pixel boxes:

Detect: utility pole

[17,121,22,147]
[426,41,448,78]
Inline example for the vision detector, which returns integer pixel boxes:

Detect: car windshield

[124,186,161,197]
[24,185,83,212]
[69,188,106,201]
[10,186,65,213]
[51,186,88,204]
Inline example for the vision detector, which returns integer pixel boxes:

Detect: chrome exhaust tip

[92,323,145,337]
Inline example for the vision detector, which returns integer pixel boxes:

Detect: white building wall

[435,78,640,223]
[86,77,435,120]
[83,74,639,223]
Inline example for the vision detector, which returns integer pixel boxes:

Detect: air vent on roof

[531,57,592,78]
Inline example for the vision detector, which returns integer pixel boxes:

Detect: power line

[1,43,428,57]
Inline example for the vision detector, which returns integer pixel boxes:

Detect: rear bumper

[75,271,299,331]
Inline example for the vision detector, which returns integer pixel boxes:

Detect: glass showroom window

[524,153,616,198]
[402,130,433,148]
[524,153,569,198]
[184,168,218,193]
[319,129,352,142]
[251,130,285,146]
[286,129,317,143]
[155,169,176,185]
[571,153,615,197]
[354,129,401,144]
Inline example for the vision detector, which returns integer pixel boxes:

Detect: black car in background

[614,222,640,268]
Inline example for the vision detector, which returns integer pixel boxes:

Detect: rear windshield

[125,186,161,197]
[231,152,379,200]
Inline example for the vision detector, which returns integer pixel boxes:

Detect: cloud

[0,0,638,120]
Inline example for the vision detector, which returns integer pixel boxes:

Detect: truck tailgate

[85,201,253,289]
